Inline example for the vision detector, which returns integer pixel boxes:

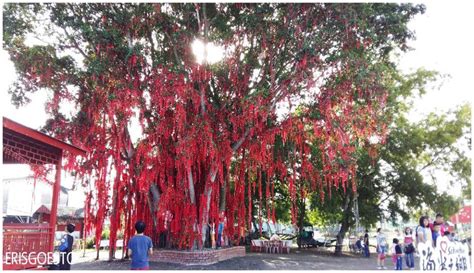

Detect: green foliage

[4,2,439,246]
[86,237,95,249]
[101,228,110,240]
[2,3,41,47]
[308,69,470,231]
[310,191,344,227]
[358,104,469,225]
[273,180,292,224]
[4,3,425,107]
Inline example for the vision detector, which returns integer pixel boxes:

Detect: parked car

[297,226,337,248]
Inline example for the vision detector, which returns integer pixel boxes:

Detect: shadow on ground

[73,248,420,270]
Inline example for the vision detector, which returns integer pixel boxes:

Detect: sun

[191,39,224,65]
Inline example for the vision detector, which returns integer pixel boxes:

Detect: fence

[3,223,52,270]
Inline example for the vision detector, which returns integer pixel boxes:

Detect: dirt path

[72,248,420,270]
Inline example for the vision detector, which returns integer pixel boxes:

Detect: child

[430,213,446,236]
[391,238,398,269]
[432,222,441,247]
[58,224,75,270]
[128,221,153,270]
[393,238,403,270]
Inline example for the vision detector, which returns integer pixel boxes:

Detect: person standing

[217,214,225,248]
[376,228,388,269]
[404,227,416,270]
[430,213,446,237]
[432,222,441,247]
[363,229,370,258]
[393,238,403,270]
[58,224,75,270]
[391,239,398,269]
[128,221,153,270]
[416,216,432,248]
[211,222,216,249]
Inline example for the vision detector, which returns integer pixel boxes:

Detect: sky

[399,1,473,119]
[1,1,473,208]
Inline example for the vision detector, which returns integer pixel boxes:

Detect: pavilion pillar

[49,156,62,252]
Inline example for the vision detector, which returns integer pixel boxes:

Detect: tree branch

[62,27,91,62]
[163,31,181,68]
[187,168,196,204]
[231,127,251,152]
[417,145,451,173]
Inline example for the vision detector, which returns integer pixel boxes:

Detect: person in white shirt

[416,216,433,248]
[376,228,388,269]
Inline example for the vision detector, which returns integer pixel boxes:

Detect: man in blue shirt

[128,221,153,270]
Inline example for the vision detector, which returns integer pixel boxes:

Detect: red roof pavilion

[2,117,86,270]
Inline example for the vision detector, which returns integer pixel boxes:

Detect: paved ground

[72,248,420,270]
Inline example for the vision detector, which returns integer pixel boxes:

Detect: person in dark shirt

[128,221,153,270]
[58,224,75,270]
[393,238,403,271]
[363,229,370,257]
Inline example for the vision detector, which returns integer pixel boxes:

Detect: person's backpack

[58,234,69,252]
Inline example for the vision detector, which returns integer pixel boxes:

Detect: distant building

[2,176,69,224]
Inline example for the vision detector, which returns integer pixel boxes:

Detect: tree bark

[334,191,355,256]
[188,168,196,204]
[109,125,135,261]
[296,198,306,249]
[108,183,119,261]
[219,165,227,212]
[200,168,217,249]
[187,168,200,249]
[148,183,160,232]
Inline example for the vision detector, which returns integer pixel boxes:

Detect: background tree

[4,3,425,257]
[308,67,471,255]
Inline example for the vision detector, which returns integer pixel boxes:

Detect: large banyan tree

[3,3,424,257]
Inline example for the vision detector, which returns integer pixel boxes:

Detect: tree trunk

[200,168,217,249]
[334,191,355,256]
[108,125,135,261]
[201,187,212,248]
[188,169,196,204]
[297,198,306,249]
[187,168,199,249]
[149,183,161,230]
[108,179,119,261]
[146,184,160,232]
[219,167,227,212]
